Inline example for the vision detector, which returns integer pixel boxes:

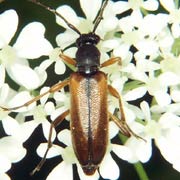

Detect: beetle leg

[100,57,121,68]
[31,109,70,175]
[108,85,126,121]
[108,85,144,140]
[108,112,130,137]
[0,79,69,111]
[60,53,77,66]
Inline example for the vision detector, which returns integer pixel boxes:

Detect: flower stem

[133,162,149,180]
[174,0,179,8]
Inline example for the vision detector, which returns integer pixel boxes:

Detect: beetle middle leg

[31,109,70,175]
[100,57,144,140]
[108,85,144,140]
[0,79,69,111]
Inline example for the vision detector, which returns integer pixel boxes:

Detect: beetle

[1,0,143,176]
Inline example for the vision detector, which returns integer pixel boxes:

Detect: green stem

[175,0,179,8]
[133,162,149,180]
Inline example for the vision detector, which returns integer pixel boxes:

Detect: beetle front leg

[60,53,77,66]
[100,57,121,68]
[31,109,70,175]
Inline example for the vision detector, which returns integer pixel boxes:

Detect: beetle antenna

[28,0,81,35]
[92,0,109,33]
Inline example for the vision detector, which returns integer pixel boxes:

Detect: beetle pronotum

[1,0,144,176]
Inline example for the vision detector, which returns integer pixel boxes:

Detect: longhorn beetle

[1,0,144,176]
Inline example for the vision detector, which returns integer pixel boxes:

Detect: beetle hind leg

[30,109,70,175]
[108,112,144,140]
[108,85,145,141]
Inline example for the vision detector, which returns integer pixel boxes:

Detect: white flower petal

[112,1,129,14]
[173,162,180,172]
[0,173,11,180]
[50,106,69,121]
[155,127,180,170]
[56,30,78,49]
[56,5,79,29]
[53,91,67,103]
[139,14,168,38]
[42,121,56,142]
[8,63,41,89]
[37,143,63,158]
[166,103,180,114]
[159,113,180,128]
[128,104,144,120]
[0,155,11,173]
[49,48,61,62]
[39,87,50,105]
[131,69,148,82]
[8,91,35,112]
[154,91,171,106]
[80,0,102,21]
[125,138,152,163]
[0,83,11,104]
[143,0,159,11]
[124,107,136,123]
[135,39,158,55]
[137,59,160,72]
[124,86,147,101]
[171,89,180,102]
[34,67,47,86]
[61,146,77,165]
[146,76,167,95]
[0,136,26,162]
[102,39,119,50]
[63,47,77,58]
[160,0,175,12]
[109,121,119,139]
[15,121,38,142]
[113,44,130,60]
[100,153,120,180]
[0,10,18,47]
[44,102,55,115]
[57,129,71,146]
[158,29,174,51]
[112,144,133,161]
[2,116,19,136]
[171,23,180,38]
[99,153,120,180]
[130,10,143,27]
[33,105,47,124]
[14,22,53,59]
[47,161,73,180]
[118,16,134,33]
[161,57,180,76]
[0,65,5,88]
[55,60,66,75]
[159,72,180,86]
[140,101,151,121]
[38,59,52,73]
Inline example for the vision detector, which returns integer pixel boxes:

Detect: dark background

[0,0,180,180]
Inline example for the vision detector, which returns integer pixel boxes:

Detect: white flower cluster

[0,0,180,179]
